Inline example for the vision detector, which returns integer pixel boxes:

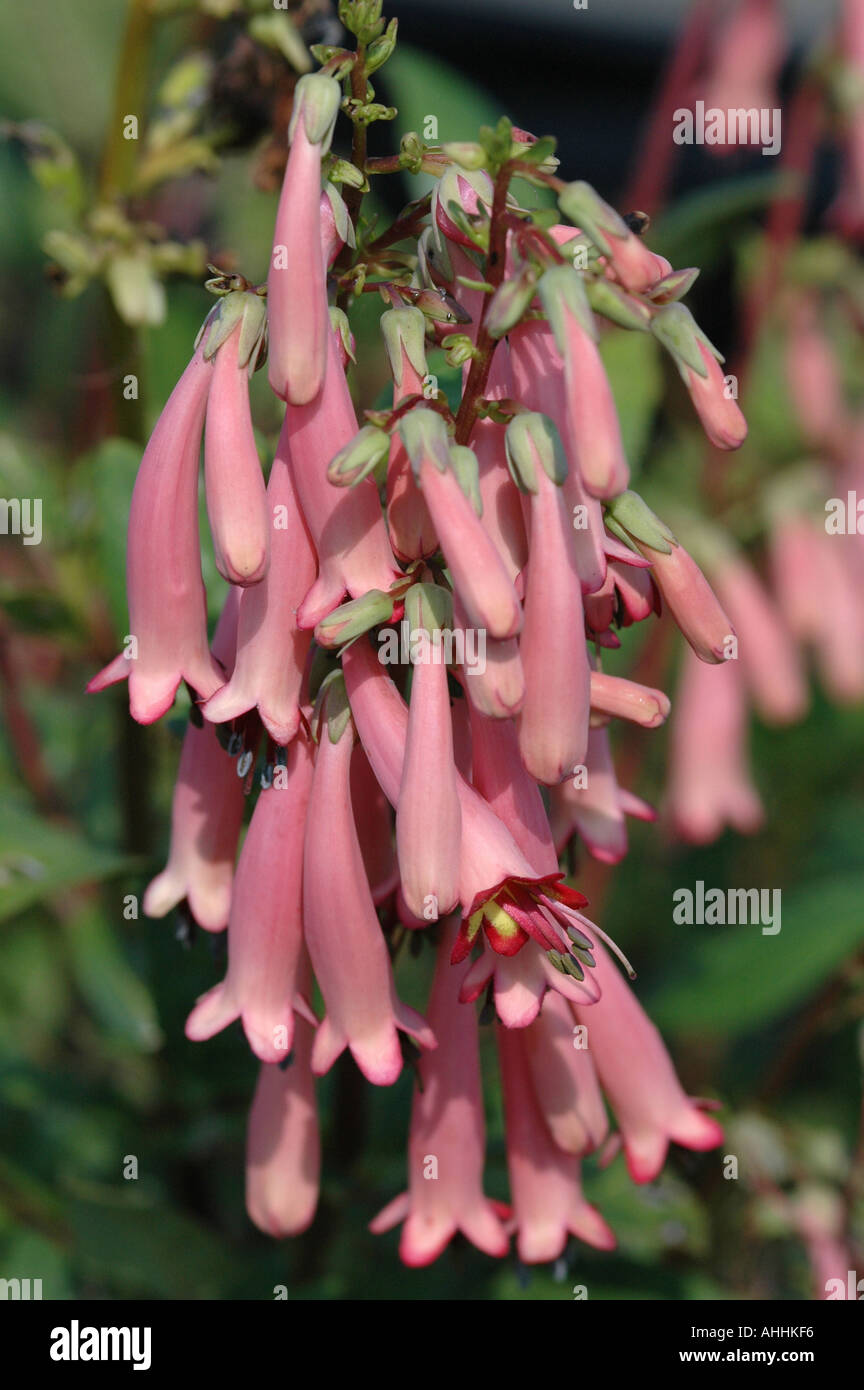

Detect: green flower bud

[441,141,488,170]
[650,302,720,380]
[380,307,428,387]
[289,73,342,151]
[505,412,568,493]
[311,669,354,745]
[404,582,453,639]
[196,289,268,374]
[315,589,396,650]
[327,424,391,487]
[537,264,597,354]
[486,261,538,339]
[604,490,677,555]
[449,444,483,514]
[398,408,452,478]
[557,180,629,257]
[366,17,398,74]
[585,278,652,332]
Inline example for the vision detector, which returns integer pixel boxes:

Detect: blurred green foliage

[0,1,862,1302]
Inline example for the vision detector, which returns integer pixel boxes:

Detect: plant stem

[99,0,155,202]
[453,162,514,445]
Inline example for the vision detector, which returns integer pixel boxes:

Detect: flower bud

[505,412,568,493]
[328,424,391,487]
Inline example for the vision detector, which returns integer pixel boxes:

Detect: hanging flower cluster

[89,5,744,1266]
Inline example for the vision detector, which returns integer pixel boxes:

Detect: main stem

[453,161,514,445]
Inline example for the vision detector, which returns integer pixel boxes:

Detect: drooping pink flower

[769,510,864,702]
[87,349,224,722]
[245,957,320,1238]
[711,552,809,724]
[590,670,671,728]
[396,603,461,920]
[303,680,436,1084]
[785,295,849,451]
[352,744,399,905]
[143,591,244,932]
[204,321,269,586]
[551,726,655,865]
[682,341,748,450]
[267,74,341,404]
[185,734,314,1062]
[701,0,785,155]
[498,1023,616,1263]
[512,427,590,785]
[398,410,522,640]
[572,943,724,1183]
[509,321,608,590]
[639,538,734,663]
[285,328,401,627]
[454,593,525,718]
[381,307,438,562]
[202,447,316,743]
[522,986,609,1156]
[667,647,763,844]
[370,919,509,1266]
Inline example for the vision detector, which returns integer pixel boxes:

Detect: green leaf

[63,903,162,1053]
[645,874,864,1036]
[652,172,795,269]
[0,799,137,922]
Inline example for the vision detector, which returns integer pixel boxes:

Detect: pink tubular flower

[185,734,314,1062]
[556,310,630,499]
[702,0,785,154]
[267,74,341,404]
[202,448,316,743]
[667,647,763,844]
[509,321,607,590]
[551,725,656,865]
[352,744,399,905]
[399,410,522,641]
[507,413,590,785]
[682,341,748,450]
[370,919,509,1266]
[573,943,724,1183]
[522,987,609,1156]
[769,510,864,702]
[711,552,809,724]
[143,592,244,932]
[785,295,849,450]
[472,412,529,586]
[302,678,435,1084]
[285,328,401,628]
[204,322,269,586]
[590,669,671,728]
[498,1023,616,1263]
[245,958,320,1238]
[87,349,224,722]
[639,538,734,663]
[381,307,437,562]
[396,594,461,920]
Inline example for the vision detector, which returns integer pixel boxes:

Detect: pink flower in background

[371,920,509,1265]
[668,647,763,844]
